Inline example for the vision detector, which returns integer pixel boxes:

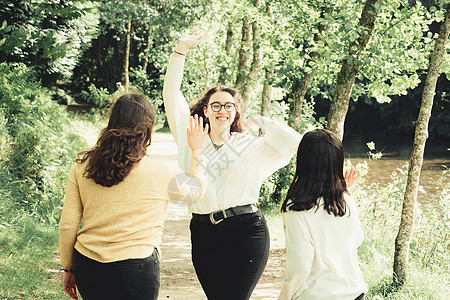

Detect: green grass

[359,230,449,299]
[0,218,66,299]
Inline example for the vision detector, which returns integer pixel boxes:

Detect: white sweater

[279,194,367,300]
[163,54,302,214]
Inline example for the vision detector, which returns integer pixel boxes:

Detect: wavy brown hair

[190,85,244,133]
[76,94,156,187]
[281,129,348,217]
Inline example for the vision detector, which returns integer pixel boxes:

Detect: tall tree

[124,18,132,92]
[260,0,275,123]
[235,18,251,92]
[217,22,234,85]
[393,5,450,285]
[241,3,262,117]
[326,0,380,140]
[288,5,332,132]
[141,27,153,71]
[233,0,262,118]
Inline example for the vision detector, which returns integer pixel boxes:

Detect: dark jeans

[190,210,270,300]
[73,248,160,300]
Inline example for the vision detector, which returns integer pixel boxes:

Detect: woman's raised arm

[162,30,206,145]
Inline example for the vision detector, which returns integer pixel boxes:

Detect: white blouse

[163,54,302,214]
[279,194,368,300]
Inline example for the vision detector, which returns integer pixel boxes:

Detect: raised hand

[187,114,209,151]
[175,29,207,54]
[344,168,361,189]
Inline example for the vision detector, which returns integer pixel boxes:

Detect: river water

[343,136,450,209]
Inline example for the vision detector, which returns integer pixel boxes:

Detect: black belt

[192,204,258,225]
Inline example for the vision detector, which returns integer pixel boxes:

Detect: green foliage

[258,97,325,211]
[412,168,449,271]
[129,66,166,128]
[72,0,208,93]
[258,159,295,211]
[80,83,112,109]
[0,62,91,298]
[359,1,435,103]
[0,0,99,86]
[0,62,86,224]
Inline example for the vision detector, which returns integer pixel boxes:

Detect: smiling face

[203,91,237,131]
[190,86,244,134]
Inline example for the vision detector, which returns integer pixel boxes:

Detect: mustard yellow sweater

[59,152,206,267]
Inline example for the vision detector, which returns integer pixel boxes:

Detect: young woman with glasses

[163,29,302,300]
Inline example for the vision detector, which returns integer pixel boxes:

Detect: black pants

[190,210,270,300]
[73,248,160,300]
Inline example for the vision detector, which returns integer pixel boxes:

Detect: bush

[258,98,324,211]
[130,66,166,129]
[258,159,296,211]
[0,62,86,224]
[80,83,112,110]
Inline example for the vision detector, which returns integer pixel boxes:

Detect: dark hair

[76,93,156,187]
[190,85,244,133]
[281,129,348,217]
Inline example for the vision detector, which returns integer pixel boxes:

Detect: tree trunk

[123,19,132,92]
[260,67,273,117]
[258,0,274,137]
[241,16,261,117]
[393,7,450,286]
[266,0,273,19]
[218,23,233,85]
[141,29,152,71]
[288,7,332,132]
[259,66,274,136]
[326,0,380,140]
[235,19,251,92]
[288,72,314,132]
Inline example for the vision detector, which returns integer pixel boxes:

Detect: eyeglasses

[209,102,236,112]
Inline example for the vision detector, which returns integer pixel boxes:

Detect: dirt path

[148,133,286,300]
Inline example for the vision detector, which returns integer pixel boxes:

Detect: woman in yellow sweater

[59,93,208,300]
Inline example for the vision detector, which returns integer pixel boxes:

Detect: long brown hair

[190,85,244,133]
[76,93,156,187]
[281,129,348,217]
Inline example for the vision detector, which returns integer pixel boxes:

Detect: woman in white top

[279,129,367,300]
[163,29,302,300]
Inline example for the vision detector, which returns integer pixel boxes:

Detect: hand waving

[176,29,207,54]
[344,168,361,189]
[187,114,209,151]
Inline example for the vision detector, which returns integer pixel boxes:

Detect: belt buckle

[209,210,225,225]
